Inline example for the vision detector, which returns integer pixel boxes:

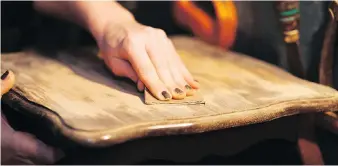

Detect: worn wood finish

[1,36,338,147]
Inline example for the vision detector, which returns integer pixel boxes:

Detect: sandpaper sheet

[144,88,206,105]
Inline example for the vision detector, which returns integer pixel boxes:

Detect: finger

[167,40,200,89]
[165,40,196,96]
[146,30,186,100]
[105,56,138,83]
[137,79,145,92]
[123,42,171,101]
[1,70,15,96]
[165,41,195,96]
[181,64,200,89]
[169,63,196,96]
[13,132,64,164]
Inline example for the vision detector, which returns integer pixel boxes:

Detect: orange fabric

[173,1,238,49]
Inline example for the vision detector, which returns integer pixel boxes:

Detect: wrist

[87,4,136,45]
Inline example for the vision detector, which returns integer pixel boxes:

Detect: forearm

[33,1,135,41]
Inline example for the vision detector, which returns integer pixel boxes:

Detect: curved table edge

[3,89,338,148]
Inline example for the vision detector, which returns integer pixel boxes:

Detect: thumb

[1,70,15,96]
[105,56,139,83]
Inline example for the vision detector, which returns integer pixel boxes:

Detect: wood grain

[1,36,338,147]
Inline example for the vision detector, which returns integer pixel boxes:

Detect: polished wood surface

[1,36,338,147]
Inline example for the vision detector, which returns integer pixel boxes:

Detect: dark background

[1,1,283,65]
[1,1,337,165]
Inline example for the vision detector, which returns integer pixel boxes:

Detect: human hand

[97,20,200,101]
[1,70,64,165]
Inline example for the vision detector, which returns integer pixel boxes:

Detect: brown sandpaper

[144,88,206,105]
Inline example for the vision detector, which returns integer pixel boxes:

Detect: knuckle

[122,42,134,54]
[143,26,155,33]
[155,29,167,38]
[122,37,140,53]
[167,39,174,46]
[124,33,138,45]
[126,29,146,41]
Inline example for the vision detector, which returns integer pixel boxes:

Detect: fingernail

[174,88,184,94]
[1,70,9,80]
[161,91,171,100]
[185,85,192,90]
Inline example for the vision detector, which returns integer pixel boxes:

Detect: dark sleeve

[299,1,330,82]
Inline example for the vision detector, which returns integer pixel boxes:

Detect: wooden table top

[1,36,338,147]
